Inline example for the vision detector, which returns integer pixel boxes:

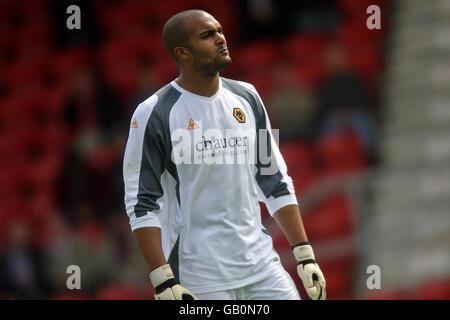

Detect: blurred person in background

[43,209,144,298]
[50,0,101,49]
[237,0,339,42]
[130,62,161,119]
[59,63,125,223]
[42,211,84,296]
[279,0,339,34]
[314,41,378,163]
[105,211,150,288]
[64,63,123,139]
[268,62,318,142]
[237,0,279,42]
[0,219,51,299]
[67,205,117,295]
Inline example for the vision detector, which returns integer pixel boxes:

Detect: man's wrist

[149,264,176,288]
[292,243,316,265]
[291,241,310,249]
[154,278,178,294]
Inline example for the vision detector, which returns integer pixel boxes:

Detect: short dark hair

[162,9,209,63]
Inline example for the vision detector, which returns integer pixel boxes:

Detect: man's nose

[215,32,225,45]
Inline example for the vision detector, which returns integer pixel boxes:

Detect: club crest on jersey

[187,118,200,130]
[233,108,245,123]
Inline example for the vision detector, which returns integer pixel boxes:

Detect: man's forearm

[273,204,309,246]
[133,227,167,272]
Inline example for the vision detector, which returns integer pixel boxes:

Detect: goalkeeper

[123,10,326,300]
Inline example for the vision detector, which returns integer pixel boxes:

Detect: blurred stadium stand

[0,0,448,300]
[352,0,450,299]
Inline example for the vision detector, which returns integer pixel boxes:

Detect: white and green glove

[293,242,326,300]
[150,264,198,300]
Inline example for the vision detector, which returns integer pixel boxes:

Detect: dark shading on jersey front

[134,84,182,217]
[168,235,181,283]
[221,77,290,199]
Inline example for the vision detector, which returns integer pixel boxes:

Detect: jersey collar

[171,78,223,102]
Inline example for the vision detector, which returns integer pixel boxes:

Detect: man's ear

[174,46,191,63]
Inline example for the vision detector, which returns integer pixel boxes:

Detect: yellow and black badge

[233,108,246,123]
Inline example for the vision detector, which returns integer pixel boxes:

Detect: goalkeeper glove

[149,264,198,300]
[293,242,326,300]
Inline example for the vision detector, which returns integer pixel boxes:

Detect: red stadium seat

[98,36,153,99]
[135,31,168,61]
[0,127,37,165]
[1,88,57,133]
[0,188,30,226]
[98,1,151,36]
[14,16,54,55]
[337,0,388,21]
[4,55,49,89]
[293,59,326,89]
[347,43,383,80]
[279,141,314,172]
[201,4,237,40]
[231,40,278,75]
[104,61,139,101]
[0,202,34,252]
[302,193,356,243]
[17,0,51,12]
[49,292,89,300]
[319,255,355,299]
[99,36,147,66]
[28,190,57,228]
[155,56,179,85]
[0,22,13,60]
[41,123,71,153]
[0,163,24,197]
[418,278,450,300]
[282,33,326,65]
[25,93,64,128]
[20,126,51,162]
[51,48,89,84]
[316,130,368,175]
[29,150,65,192]
[84,144,119,174]
[279,34,326,89]
[95,283,142,300]
[0,0,15,21]
[0,186,36,234]
[41,83,70,119]
[336,22,380,47]
[239,72,275,99]
[362,288,410,300]
[278,141,318,193]
[270,227,291,254]
[146,0,196,28]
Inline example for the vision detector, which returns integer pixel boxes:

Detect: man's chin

[200,57,232,76]
[217,57,232,72]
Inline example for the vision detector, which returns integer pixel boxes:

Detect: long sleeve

[251,86,299,216]
[123,95,166,231]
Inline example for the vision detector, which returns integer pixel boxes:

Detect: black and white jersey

[123,77,298,294]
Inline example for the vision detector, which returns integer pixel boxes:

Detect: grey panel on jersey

[221,77,290,199]
[135,84,182,217]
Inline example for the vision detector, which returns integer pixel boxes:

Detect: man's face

[185,13,232,76]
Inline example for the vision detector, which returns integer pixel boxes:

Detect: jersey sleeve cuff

[129,212,161,231]
[265,193,299,217]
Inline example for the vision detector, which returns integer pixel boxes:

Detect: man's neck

[176,70,220,97]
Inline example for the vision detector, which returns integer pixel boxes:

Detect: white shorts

[195,268,301,300]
